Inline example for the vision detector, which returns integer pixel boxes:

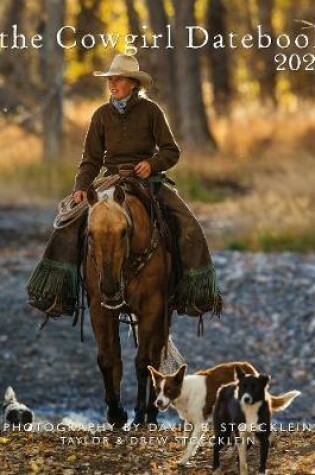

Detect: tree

[42,0,65,161]
[145,0,179,128]
[172,0,217,150]
[0,0,27,88]
[76,0,103,66]
[207,0,232,115]
[257,0,277,105]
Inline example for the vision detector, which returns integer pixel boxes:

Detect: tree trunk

[145,0,179,128]
[207,0,232,115]
[124,0,157,106]
[42,0,65,161]
[172,0,217,150]
[257,0,277,105]
[0,0,26,84]
[76,0,103,66]
[125,0,141,36]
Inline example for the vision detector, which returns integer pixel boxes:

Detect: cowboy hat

[93,54,153,89]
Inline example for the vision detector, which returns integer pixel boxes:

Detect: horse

[85,181,171,427]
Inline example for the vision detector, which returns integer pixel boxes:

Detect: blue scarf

[111,94,132,114]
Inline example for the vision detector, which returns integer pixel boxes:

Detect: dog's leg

[177,422,203,466]
[213,435,225,474]
[237,438,248,475]
[257,433,270,474]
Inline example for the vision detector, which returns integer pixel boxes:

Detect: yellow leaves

[28,458,45,474]
[195,0,208,25]
[1,428,314,474]
[134,0,149,26]
[66,61,93,83]
[29,461,40,474]
[0,437,10,444]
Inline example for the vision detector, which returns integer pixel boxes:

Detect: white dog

[3,387,34,426]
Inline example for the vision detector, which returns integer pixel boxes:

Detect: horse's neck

[127,195,151,253]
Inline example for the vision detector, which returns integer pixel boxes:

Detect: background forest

[0,0,315,251]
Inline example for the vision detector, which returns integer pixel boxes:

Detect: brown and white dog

[148,362,300,466]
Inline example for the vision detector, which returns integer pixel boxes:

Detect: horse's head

[87,185,132,310]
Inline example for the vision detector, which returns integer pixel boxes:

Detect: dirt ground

[1,205,315,474]
[0,428,314,474]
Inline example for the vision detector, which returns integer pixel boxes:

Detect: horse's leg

[146,312,170,424]
[134,294,165,425]
[112,318,123,398]
[90,302,127,428]
[146,339,164,425]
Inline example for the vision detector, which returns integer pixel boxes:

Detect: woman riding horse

[75,54,221,426]
[27,54,221,427]
[74,54,221,318]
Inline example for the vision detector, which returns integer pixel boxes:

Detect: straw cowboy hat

[93,54,153,89]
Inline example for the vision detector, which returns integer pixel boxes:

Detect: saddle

[101,165,175,254]
[99,166,183,292]
[30,166,182,323]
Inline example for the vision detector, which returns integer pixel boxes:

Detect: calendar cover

[0,1,314,473]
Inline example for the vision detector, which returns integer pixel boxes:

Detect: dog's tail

[270,391,301,412]
[4,386,16,403]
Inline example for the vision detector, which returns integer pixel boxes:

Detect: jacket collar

[109,90,141,115]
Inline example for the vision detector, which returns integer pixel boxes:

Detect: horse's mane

[88,186,131,225]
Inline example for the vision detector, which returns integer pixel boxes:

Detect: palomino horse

[85,182,171,427]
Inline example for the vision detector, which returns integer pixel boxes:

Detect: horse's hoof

[132,412,146,426]
[146,416,159,427]
[146,412,159,426]
[146,418,159,426]
[107,404,128,429]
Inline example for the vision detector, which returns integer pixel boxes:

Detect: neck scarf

[111,93,132,114]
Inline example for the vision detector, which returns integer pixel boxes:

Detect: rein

[97,182,160,312]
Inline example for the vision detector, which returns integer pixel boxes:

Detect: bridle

[93,190,160,311]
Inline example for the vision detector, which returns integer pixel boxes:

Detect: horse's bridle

[100,191,160,311]
[99,199,132,310]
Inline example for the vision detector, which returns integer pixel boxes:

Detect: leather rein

[100,181,161,311]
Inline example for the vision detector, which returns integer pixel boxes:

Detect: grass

[173,173,230,203]
[1,99,315,251]
[225,226,315,253]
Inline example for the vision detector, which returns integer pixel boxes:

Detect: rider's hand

[134,160,152,179]
[73,190,87,204]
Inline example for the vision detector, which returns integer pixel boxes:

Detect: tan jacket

[74,91,180,191]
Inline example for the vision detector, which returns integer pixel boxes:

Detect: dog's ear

[259,374,271,387]
[4,386,16,402]
[174,364,187,384]
[147,366,163,387]
[113,185,125,206]
[235,366,246,381]
[87,186,98,206]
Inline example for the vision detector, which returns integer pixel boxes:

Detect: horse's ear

[113,185,125,206]
[87,186,98,206]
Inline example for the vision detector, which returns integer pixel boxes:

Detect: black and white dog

[3,387,34,426]
[213,367,300,475]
